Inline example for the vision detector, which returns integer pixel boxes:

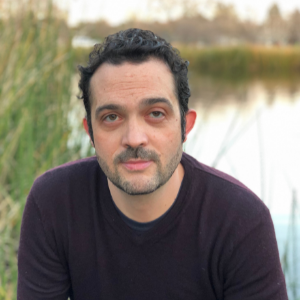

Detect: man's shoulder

[182,152,266,214]
[36,155,98,180]
[30,156,100,199]
[182,152,250,191]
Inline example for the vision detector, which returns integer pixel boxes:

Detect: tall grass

[281,190,300,299]
[179,45,300,80]
[0,2,78,299]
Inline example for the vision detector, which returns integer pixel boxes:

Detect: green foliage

[73,46,93,66]
[0,3,78,298]
[179,45,300,80]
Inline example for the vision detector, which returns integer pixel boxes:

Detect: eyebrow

[95,104,126,119]
[94,97,174,119]
[139,97,174,112]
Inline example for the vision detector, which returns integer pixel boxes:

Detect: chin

[115,179,162,196]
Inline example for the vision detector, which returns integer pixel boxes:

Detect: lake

[185,76,300,299]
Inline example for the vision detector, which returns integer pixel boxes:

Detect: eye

[104,114,119,122]
[149,111,164,118]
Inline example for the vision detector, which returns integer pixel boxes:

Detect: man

[18,29,288,299]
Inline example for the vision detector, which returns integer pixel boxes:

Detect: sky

[56,0,300,27]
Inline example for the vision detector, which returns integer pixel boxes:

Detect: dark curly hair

[78,28,191,143]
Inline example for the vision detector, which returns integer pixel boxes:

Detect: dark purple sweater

[18,153,288,299]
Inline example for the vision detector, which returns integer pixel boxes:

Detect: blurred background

[0,0,299,299]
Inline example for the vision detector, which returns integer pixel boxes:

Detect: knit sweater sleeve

[17,190,70,299]
[222,205,288,300]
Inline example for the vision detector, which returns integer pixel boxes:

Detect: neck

[108,163,184,223]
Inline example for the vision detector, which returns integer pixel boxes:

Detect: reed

[281,190,300,299]
[0,2,78,298]
[179,45,300,79]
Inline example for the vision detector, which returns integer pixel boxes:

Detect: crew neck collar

[99,153,193,246]
[112,182,182,233]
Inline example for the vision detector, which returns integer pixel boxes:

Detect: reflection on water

[187,78,300,216]
[185,77,300,298]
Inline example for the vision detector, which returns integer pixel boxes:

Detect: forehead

[89,58,178,108]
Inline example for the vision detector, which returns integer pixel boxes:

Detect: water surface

[185,76,300,297]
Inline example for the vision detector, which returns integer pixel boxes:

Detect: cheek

[150,123,181,149]
[94,135,118,160]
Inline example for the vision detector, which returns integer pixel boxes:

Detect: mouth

[121,160,153,171]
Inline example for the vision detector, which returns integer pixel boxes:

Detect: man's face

[88,58,183,195]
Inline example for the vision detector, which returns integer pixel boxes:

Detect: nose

[121,117,149,149]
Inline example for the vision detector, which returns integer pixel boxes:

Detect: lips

[122,160,152,171]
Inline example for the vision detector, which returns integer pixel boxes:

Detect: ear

[184,109,197,143]
[83,118,95,147]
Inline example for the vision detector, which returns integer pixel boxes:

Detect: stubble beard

[96,145,183,196]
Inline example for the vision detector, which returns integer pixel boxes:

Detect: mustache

[114,147,160,164]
